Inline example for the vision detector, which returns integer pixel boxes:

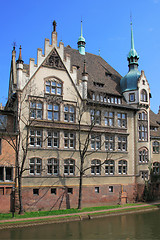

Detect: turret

[8,45,17,97]
[77,21,86,55]
[16,45,24,90]
[82,59,88,99]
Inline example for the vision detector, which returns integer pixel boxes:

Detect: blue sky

[0,0,160,113]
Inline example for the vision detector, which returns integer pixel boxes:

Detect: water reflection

[1,210,160,240]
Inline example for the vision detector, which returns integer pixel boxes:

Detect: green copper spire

[127,21,139,61]
[77,20,86,55]
[120,20,141,93]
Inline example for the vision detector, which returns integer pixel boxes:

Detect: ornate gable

[42,48,65,70]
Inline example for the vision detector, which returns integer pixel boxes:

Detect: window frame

[153,141,159,154]
[117,113,127,128]
[30,101,43,120]
[30,129,42,147]
[47,131,59,148]
[29,158,42,175]
[118,160,127,175]
[47,104,60,121]
[105,135,115,151]
[104,111,114,127]
[91,159,101,175]
[47,158,59,175]
[139,148,148,164]
[64,132,75,149]
[45,79,62,96]
[64,159,75,176]
[118,136,127,151]
[64,105,75,123]
[105,160,115,175]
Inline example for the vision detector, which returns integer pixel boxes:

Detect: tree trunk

[78,164,83,209]
[18,173,24,214]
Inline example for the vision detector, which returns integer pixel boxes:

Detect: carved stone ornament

[45,94,63,104]
[43,49,65,70]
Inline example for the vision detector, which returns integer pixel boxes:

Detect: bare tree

[76,100,114,209]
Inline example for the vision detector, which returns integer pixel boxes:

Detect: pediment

[42,48,65,70]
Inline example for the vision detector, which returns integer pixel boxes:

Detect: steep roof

[64,46,122,96]
[150,110,160,138]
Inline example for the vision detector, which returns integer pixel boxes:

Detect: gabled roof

[64,46,122,96]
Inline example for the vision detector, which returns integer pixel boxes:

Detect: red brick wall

[21,184,137,212]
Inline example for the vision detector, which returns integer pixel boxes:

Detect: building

[3,20,160,212]
[0,109,16,213]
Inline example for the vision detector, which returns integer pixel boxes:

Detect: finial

[98,49,101,56]
[12,42,16,51]
[53,20,57,32]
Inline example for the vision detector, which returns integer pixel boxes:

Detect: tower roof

[127,22,139,60]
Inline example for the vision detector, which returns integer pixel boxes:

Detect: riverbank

[0,202,160,230]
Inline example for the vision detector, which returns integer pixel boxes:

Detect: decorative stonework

[43,49,65,70]
[45,94,63,104]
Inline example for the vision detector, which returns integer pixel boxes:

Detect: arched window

[105,160,115,175]
[64,159,75,175]
[140,89,147,102]
[153,141,159,153]
[153,162,160,175]
[91,160,101,175]
[139,148,148,163]
[29,158,42,175]
[118,160,127,174]
[45,78,62,95]
[47,158,59,175]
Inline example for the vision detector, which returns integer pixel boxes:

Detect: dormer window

[129,93,135,102]
[45,79,62,95]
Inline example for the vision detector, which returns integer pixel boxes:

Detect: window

[47,131,59,148]
[138,125,148,141]
[0,167,13,181]
[105,160,115,175]
[0,138,1,154]
[64,132,75,149]
[91,160,101,175]
[29,158,42,175]
[64,159,75,175]
[141,171,148,180]
[104,112,114,126]
[105,135,115,151]
[138,111,148,141]
[95,187,99,193]
[138,111,148,120]
[0,115,7,129]
[90,109,101,125]
[45,80,62,95]
[30,101,43,119]
[47,159,59,175]
[51,188,57,194]
[118,160,127,174]
[0,167,4,181]
[30,129,42,147]
[47,104,59,121]
[109,186,113,192]
[91,135,101,150]
[67,188,73,194]
[153,142,159,153]
[118,136,127,151]
[33,189,39,195]
[139,149,148,164]
[5,167,13,181]
[117,113,127,128]
[140,89,147,102]
[64,105,75,122]
[129,93,135,102]
[153,162,160,175]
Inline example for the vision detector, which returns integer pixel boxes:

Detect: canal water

[1,210,160,240]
